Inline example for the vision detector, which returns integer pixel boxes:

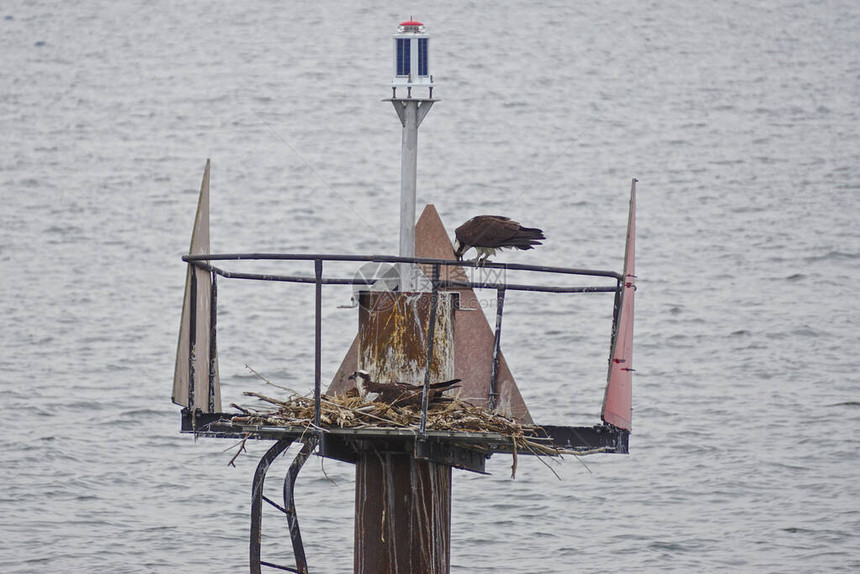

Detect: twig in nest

[229,392,578,479]
[319,456,337,486]
[572,453,593,474]
[227,435,249,467]
[245,364,305,396]
[511,436,518,479]
[230,403,256,415]
[319,396,403,427]
[519,439,562,481]
[243,391,291,407]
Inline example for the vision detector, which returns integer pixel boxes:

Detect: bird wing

[392,379,460,391]
[455,215,521,247]
[428,378,461,391]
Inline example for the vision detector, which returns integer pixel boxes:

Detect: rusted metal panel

[357,291,455,385]
[172,159,221,413]
[355,449,451,574]
[602,179,636,431]
[415,205,532,423]
[327,335,359,396]
[451,290,530,422]
[414,204,470,287]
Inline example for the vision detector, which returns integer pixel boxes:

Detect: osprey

[348,370,461,407]
[453,215,545,263]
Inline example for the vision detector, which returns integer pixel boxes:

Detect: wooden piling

[353,291,455,573]
[355,450,451,573]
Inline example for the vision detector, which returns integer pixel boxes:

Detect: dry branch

[230,390,577,477]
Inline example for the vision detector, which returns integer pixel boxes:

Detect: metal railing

[183,252,623,438]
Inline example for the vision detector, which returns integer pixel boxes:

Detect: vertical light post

[390,19,435,291]
[352,19,452,574]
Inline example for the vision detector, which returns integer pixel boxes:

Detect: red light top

[400,19,423,26]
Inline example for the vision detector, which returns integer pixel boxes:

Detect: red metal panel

[327,336,358,396]
[602,180,636,431]
[415,205,533,423]
[328,204,533,423]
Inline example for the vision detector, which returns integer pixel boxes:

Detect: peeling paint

[357,292,455,385]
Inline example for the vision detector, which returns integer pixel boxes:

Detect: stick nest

[230,391,576,476]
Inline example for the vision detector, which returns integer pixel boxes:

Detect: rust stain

[328,204,533,423]
[415,205,532,423]
[354,448,451,573]
[358,292,454,385]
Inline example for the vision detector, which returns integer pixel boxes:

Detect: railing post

[208,272,218,412]
[188,265,197,412]
[419,263,441,438]
[314,259,323,430]
[489,287,506,411]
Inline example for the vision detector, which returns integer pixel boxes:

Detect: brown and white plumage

[453,215,545,263]
[348,370,460,407]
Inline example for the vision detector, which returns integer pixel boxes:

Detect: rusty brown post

[354,290,455,573]
[355,449,451,573]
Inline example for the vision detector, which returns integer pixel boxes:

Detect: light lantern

[391,19,434,99]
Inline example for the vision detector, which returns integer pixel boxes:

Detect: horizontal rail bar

[182,252,623,280]
[192,261,359,285]
[188,261,618,295]
[436,280,618,294]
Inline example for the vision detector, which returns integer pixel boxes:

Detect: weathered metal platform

[181,409,629,475]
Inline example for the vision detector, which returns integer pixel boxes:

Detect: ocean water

[1,1,859,572]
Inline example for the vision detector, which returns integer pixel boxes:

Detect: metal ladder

[250,437,318,574]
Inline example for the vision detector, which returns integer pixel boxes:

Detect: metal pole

[399,100,418,259]
[489,287,506,412]
[184,252,622,281]
[208,273,218,413]
[399,100,419,290]
[314,259,323,430]
[354,287,454,573]
[188,267,197,412]
[419,264,441,438]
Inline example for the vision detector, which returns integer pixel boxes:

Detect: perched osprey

[453,215,545,263]
[348,370,460,407]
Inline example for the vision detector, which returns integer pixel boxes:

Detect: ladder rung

[262,495,287,514]
[260,560,301,573]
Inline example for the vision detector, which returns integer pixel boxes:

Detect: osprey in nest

[453,215,545,263]
[348,370,460,407]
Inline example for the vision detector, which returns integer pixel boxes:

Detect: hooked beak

[453,239,464,261]
[347,373,356,381]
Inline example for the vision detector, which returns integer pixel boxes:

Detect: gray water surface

[2,1,859,572]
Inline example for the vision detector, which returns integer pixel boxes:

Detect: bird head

[348,370,372,394]
[453,239,466,260]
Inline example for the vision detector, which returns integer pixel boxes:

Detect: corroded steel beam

[355,449,451,573]
[354,290,456,573]
[357,292,455,385]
